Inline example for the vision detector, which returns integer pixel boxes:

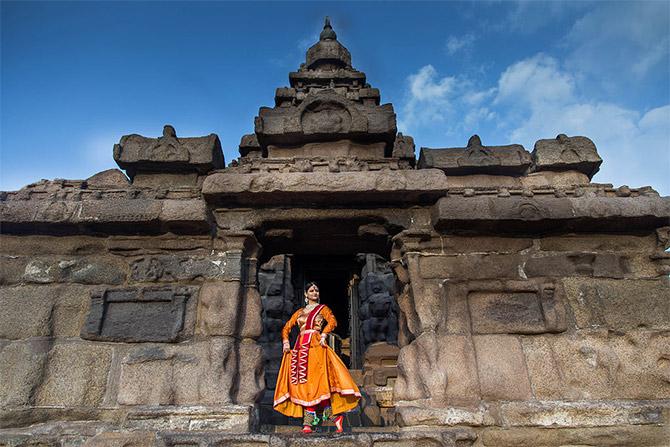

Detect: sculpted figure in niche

[274,282,361,433]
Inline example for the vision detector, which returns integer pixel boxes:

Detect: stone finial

[163,125,177,138]
[468,135,483,147]
[320,17,337,41]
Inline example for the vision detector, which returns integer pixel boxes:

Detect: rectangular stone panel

[469,292,545,334]
[81,286,197,342]
[445,279,567,335]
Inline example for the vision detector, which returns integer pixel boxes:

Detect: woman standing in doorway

[273,282,361,433]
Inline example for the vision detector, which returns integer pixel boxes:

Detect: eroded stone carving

[532,134,602,178]
[418,135,532,175]
[114,125,224,180]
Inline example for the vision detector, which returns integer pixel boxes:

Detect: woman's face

[305,285,320,302]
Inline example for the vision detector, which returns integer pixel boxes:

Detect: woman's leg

[302,405,317,433]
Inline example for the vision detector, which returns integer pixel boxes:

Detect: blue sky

[2,1,669,194]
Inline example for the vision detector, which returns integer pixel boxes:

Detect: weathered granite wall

[0,225,265,435]
[390,208,670,445]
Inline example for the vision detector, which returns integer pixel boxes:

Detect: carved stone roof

[250,18,400,160]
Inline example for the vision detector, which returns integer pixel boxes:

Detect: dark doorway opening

[292,254,359,367]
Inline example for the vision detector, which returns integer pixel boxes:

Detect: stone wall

[0,232,264,433]
[391,227,670,444]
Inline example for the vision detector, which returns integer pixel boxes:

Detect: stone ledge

[432,195,670,233]
[123,405,256,433]
[0,198,209,234]
[202,170,449,206]
[394,400,669,429]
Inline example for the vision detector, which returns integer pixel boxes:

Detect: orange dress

[273,304,361,418]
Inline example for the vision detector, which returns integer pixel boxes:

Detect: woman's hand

[282,340,290,353]
[320,334,328,347]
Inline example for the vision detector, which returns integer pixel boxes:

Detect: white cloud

[398,65,495,135]
[400,53,669,194]
[446,34,476,55]
[565,2,670,81]
[496,55,575,107]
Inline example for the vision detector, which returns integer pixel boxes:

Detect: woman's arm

[281,309,301,352]
[319,306,337,346]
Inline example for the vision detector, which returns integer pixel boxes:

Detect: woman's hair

[304,281,319,303]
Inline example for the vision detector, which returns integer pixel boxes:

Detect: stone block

[538,234,657,253]
[255,89,396,148]
[468,285,567,334]
[0,287,53,339]
[22,257,126,285]
[480,425,670,447]
[395,333,479,404]
[521,336,568,399]
[394,404,493,427]
[81,286,197,343]
[235,339,265,403]
[418,254,522,280]
[82,431,156,447]
[113,125,224,179]
[404,257,446,334]
[0,339,49,407]
[609,331,670,399]
[418,135,532,176]
[117,345,202,406]
[0,256,27,285]
[196,282,242,337]
[35,342,113,406]
[117,338,263,406]
[532,134,602,178]
[499,400,667,427]
[130,254,229,282]
[123,405,255,434]
[432,195,670,234]
[473,335,532,400]
[0,235,107,256]
[562,277,670,330]
[159,199,209,228]
[549,332,618,399]
[78,199,162,225]
[85,168,130,188]
[201,169,449,206]
[524,253,630,278]
[0,285,91,340]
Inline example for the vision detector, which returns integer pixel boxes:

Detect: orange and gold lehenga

[273,303,360,424]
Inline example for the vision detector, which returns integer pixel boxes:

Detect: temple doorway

[257,248,399,428]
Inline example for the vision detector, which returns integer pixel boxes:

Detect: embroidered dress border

[273,387,362,407]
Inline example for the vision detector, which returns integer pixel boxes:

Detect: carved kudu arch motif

[298,91,367,136]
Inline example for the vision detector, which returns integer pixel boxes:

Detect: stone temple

[1,18,669,447]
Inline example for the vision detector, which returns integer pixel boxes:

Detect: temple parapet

[532,133,602,178]
[418,135,532,176]
[113,125,224,186]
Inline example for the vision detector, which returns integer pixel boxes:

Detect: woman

[273,282,361,433]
